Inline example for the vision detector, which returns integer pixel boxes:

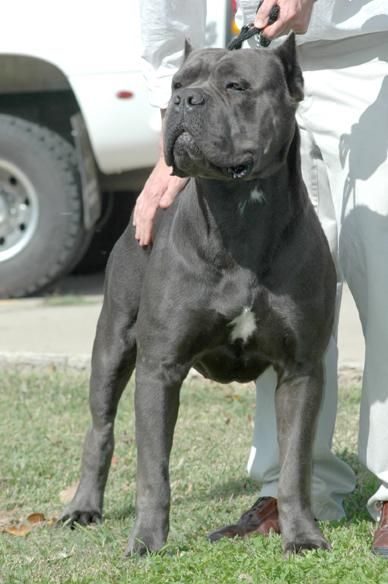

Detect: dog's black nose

[186,91,205,107]
[173,89,205,111]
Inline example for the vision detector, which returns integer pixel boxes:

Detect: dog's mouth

[224,161,253,180]
[170,131,253,180]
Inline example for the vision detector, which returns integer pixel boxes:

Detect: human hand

[255,0,316,40]
[133,155,188,246]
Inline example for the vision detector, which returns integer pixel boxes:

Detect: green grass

[0,370,388,583]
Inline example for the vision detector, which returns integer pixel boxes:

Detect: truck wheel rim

[0,159,39,262]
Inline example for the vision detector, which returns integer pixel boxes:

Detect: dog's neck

[176,130,306,273]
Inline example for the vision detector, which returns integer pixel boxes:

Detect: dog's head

[164,34,303,181]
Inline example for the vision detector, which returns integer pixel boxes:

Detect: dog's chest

[195,269,297,382]
[210,270,269,344]
[228,307,257,343]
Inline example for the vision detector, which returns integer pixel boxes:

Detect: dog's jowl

[61,35,336,556]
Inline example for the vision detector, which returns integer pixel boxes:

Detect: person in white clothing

[136,0,388,556]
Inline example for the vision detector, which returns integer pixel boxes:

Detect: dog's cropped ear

[274,34,304,103]
[184,38,193,62]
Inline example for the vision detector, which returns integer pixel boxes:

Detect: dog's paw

[124,536,150,557]
[125,524,167,557]
[59,507,102,528]
[283,535,331,555]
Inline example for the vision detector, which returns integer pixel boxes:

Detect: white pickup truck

[0,0,233,297]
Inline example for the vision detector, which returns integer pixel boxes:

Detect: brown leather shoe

[372,501,388,558]
[208,496,280,542]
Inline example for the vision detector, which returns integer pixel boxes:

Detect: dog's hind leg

[275,363,331,554]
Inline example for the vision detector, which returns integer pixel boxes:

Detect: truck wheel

[0,114,87,298]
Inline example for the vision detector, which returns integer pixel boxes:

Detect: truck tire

[0,114,87,298]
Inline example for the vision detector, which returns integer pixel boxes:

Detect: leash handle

[227,2,279,50]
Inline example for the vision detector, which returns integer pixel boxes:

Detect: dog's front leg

[275,363,331,554]
[61,307,136,527]
[125,356,189,556]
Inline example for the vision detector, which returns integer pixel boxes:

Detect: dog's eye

[225,81,247,92]
[173,81,182,90]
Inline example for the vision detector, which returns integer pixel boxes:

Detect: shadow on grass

[107,479,258,521]
[107,502,135,521]
[186,450,377,525]
[202,477,259,500]
[105,450,378,528]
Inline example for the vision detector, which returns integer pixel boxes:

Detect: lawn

[1,369,388,584]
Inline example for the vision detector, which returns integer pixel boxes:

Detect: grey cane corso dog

[61,34,335,555]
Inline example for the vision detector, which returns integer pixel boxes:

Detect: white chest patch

[250,187,266,204]
[229,307,257,343]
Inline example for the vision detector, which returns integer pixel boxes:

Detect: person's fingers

[138,220,153,246]
[159,191,175,209]
[133,192,146,231]
[134,208,142,241]
[135,200,158,245]
[133,198,139,227]
[159,177,188,208]
[135,203,153,245]
[159,183,178,208]
[260,20,288,40]
[257,1,294,39]
[255,0,275,28]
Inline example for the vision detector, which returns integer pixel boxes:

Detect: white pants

[248,32,388,521]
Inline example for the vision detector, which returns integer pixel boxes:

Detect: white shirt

[141,0,206,109]
[141,0,388,108]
